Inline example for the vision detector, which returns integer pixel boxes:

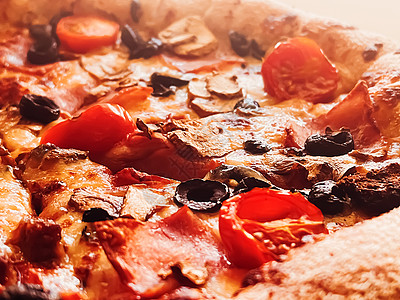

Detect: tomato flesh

[40,104,136,154]
[219,188,327,269]
[56,15,120,53]
[261,37,340,103]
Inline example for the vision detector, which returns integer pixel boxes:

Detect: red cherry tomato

[219,188,327,269]
[56,15,119,53]
[261,37,340,103]
[41,104,136,154]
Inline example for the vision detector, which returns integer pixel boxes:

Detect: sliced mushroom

[190,97,237,118]
[188,78,211,100]
[158,16,218,57]
[206,74,243,99]
[80,51,131,81]
[188,74,244,117]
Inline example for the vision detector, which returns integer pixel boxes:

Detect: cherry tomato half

[40,104,136,154]
[219,188,327,269]
[56,15,120,53]
[261,37,340,103]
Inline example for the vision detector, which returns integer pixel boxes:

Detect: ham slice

[95,206,228,298]
[314,81,381,147]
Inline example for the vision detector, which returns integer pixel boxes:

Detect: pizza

[1,0,400,299]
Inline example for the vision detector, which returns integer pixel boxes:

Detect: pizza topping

[27,39,59,66]
[228,31,265,60]
[219,188,327,268]
[80,51,131,81]
[56,15,120,53]
[173,179,229,212]
[95,207,228,297]
[0,284,57,300]
[130,0,142,23]
[150,72,189,97]
[10,218,62,263]
[19,94,60,124]
[315,81,381,147]
[158,16,218,57]
[188,78,211,99]
[27,22,60,65]
[304,128,354,157]
[244,139,271,155]
[234,97,261,114]
[121,25,163,59]
[206,74,243,99]
[339,163,400,216]
[68,188,123,218]
[82,208,116,222]
[233,177,272,195]
[40,104,136,155]
[29,24,54,49]
[261,37,340,103]
[308,180,348,215]
[204,165,269,187]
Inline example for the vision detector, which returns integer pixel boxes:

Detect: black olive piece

[229,31,250,57]
[82,208,116,222]
[151,84,174,97]
[29,24,54,49]
[233,177,271,195]
[132,37,163,59]
[234,97,260,111]
[121,24,146,51]
[151,73,189,88]
[249,39,265,60]
[0,284,56,300]
[19,94,60,124]
[130,0,143,23]
[244,139,271,155]
[308,180,347,215]
[174,179,230,212]
[304,129,354,157]
[27,39,59,65]
[150,73,189,97]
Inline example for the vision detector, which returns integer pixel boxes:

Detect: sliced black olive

[0,284,57,300]
[229,31,250,57]
[132,37,163,59]
[29,24,53,49]
[304,128,354,157]
[82,208,116,222]
[174,179,229,212]
[19,94,60,124]
[233,177,271,195]
[244,139,271,155]
[249,39,265,60]
[121,24,145,51]
[308,180,347,215]
[234,97,260,111]
[151,73,189,88]
[130,0,143,23]
[150,73,189,97]
[121,25,162,59]
[27,39,59,65]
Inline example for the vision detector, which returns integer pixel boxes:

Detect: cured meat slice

[314,81,381,147]
[95,206,229,298]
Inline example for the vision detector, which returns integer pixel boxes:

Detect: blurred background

[279,0,399,40]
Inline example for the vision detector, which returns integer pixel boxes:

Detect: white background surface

[279,0,400,41]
